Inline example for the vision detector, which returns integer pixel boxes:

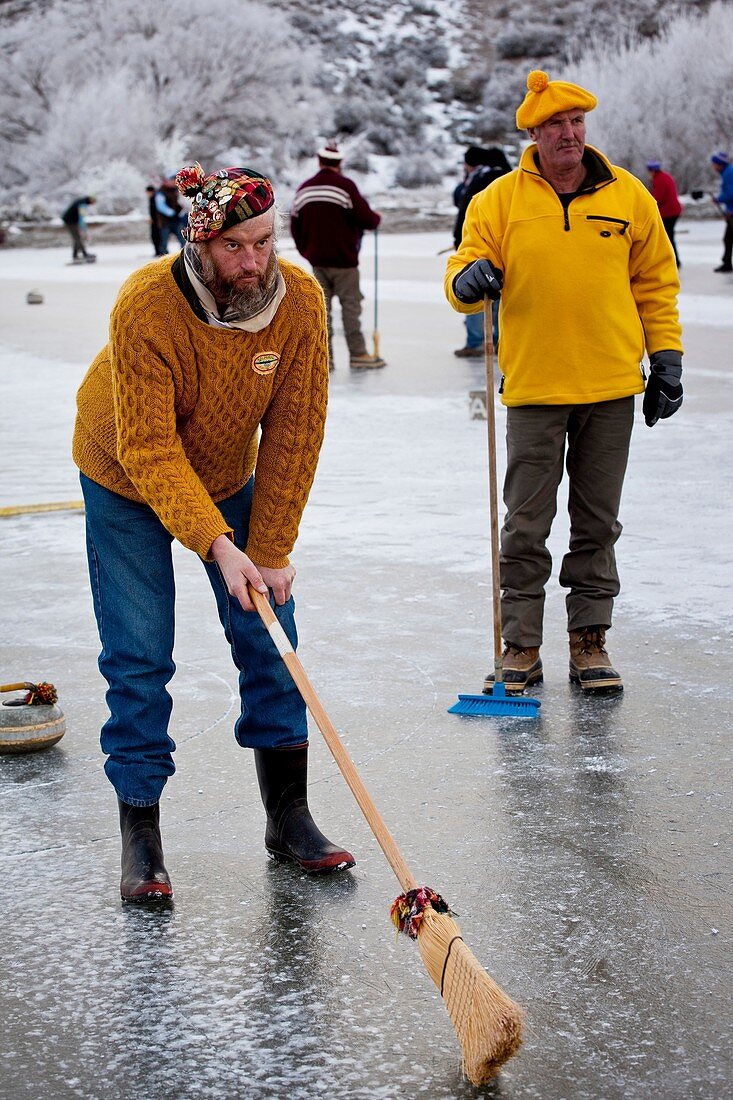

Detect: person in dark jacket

[61,195,97,262]
[646,160,683,267]
[146,184,164,256]
[452,147,511,357]
[291,144,385,370]
[155,176,186,254]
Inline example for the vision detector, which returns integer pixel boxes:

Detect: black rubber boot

[118,798,173,902]
[254,743,356,873]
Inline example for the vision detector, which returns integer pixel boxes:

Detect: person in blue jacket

[710,151,733,272]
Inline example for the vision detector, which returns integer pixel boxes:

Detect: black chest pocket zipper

[586,215,630,235]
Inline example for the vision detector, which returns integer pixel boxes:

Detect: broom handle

[248,585,418,893]
[372,228,380,359]
[484,298,503,683]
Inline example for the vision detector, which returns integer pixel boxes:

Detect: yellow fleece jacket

[73,256,328,566]
[445,145,683,406]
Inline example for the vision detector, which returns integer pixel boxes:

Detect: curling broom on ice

[449,298,541,718]
[249,584,524,1085]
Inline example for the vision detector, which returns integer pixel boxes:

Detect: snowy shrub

[74,160,147,216]
[560,1,733,190]
[394,152,443,188]
[475,108,516,141]
[334,100,366,135]
[0,195,54,223]
[452,70,488,106]
[496,27,564,60]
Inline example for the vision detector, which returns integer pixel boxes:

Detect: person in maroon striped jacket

[291,143,386,370]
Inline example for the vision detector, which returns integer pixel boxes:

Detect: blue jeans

[464,302,500,349]
[157,215,186,254]
[80,473,307,806]
[464,311,484,349]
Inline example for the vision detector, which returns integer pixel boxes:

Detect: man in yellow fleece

[73,163,355,902]
[445,71,683,695]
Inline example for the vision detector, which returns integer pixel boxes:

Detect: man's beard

[198,247,279,314]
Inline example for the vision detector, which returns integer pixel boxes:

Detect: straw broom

[248,585,524,1084]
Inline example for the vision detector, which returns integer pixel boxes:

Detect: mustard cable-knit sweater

[73,256,329,567]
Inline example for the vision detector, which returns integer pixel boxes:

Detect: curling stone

[0,681,65,753]
[26,289,44,305]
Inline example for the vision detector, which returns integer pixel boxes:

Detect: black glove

[643,350,683,427]
[453,259,503,303]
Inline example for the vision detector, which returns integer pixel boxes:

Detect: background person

[291,143,385,370]
[73,161,355,902]
[155,174,186,254]
[646,159,683,267]
[145,183,164,256]
[452,145,512,358]
[61,195,96,262]
[710,151,733,272]
[445,70,683,695]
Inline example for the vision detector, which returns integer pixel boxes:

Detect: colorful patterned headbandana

[176,163,275,241]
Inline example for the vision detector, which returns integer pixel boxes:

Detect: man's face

[529,109,586,175]
[202,212,277,306]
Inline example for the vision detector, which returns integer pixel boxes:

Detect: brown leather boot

[118,799,173,902]
[569,627,623,692]
[254,743,355,873]
[484,642,542,694]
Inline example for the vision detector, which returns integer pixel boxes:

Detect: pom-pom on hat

[176,162,274,242]
[646,159,662,171]
[711,151,730,167]
[317,143,343,162]
[515,70,597,130]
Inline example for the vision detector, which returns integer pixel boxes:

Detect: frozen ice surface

[0,225,731,1098]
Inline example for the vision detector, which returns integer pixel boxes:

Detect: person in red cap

[446,71,683,696]
[646,160,683,266]
[291,143,386,370]
[73,162,355,903]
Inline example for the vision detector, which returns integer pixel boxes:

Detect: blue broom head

[448,681,541,718]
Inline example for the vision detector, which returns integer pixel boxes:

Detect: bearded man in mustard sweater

[445,71,683,696]
[74,163,354,902]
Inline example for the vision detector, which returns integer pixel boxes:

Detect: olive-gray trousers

[500,397,634,647]
[313,266,368,359]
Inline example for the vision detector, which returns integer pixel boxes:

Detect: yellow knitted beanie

[515,70,597,130]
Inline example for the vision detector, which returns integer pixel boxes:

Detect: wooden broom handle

[484,298,503,681]
[248,585,418,893]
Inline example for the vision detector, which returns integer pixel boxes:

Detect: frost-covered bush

[0,196,53,223]
[496,27,564,60]
[475,108,516,141]
[560,1,733,190]
[75,160,147,216]
[452,70,488,106]
[394,152,444,188]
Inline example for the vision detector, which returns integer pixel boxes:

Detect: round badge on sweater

[252,352,280,375]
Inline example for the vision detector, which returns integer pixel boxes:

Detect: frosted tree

[560,1,733,191]
[0,0,330,211]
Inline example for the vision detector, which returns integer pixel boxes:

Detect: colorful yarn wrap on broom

[0,681,58,706]
[391,886,452,939]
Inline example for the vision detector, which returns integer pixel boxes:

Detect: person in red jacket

[647,160,683,267]
[291,144,386,370]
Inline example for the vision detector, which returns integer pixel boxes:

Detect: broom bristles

[416,907,523,1086]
